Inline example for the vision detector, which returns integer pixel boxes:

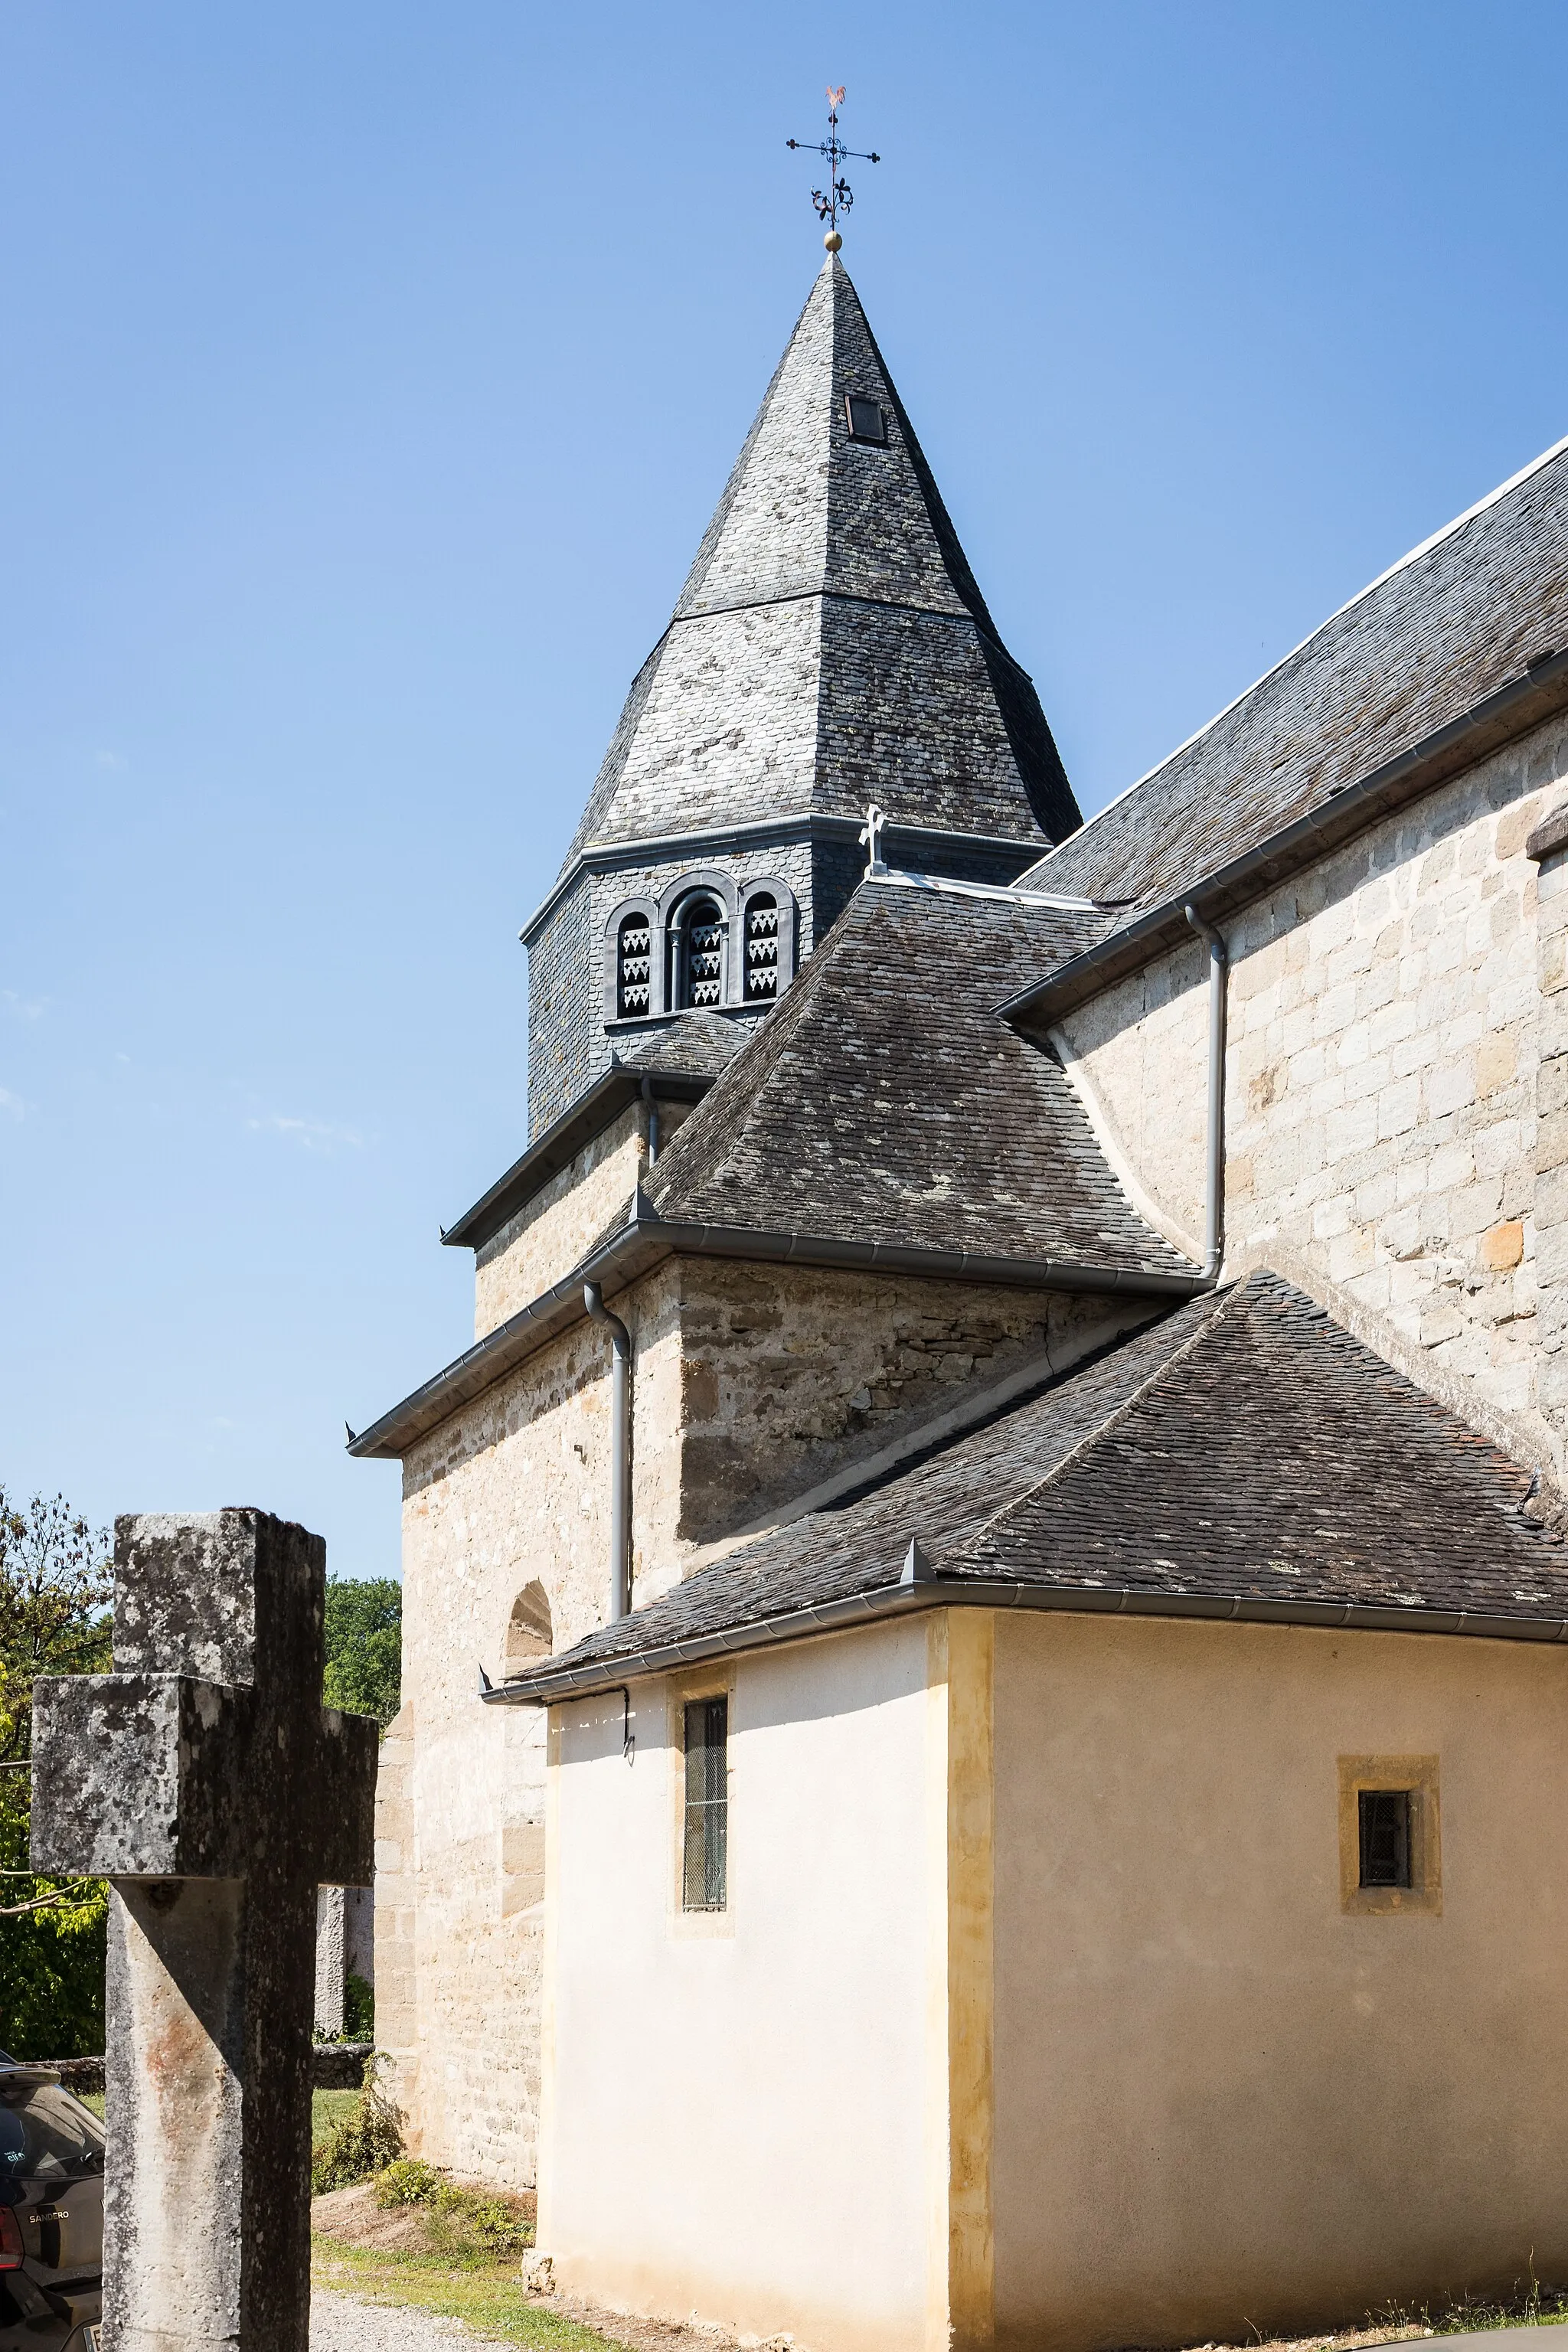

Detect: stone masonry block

[31,1674,253,1877]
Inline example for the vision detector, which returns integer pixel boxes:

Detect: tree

[323,1576,402,1726]
[0,1492,113,2060]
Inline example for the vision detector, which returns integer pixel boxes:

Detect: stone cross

[859,799,889,877]
[30,1510,380,2352]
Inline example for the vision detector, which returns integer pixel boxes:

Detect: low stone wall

[311,2041,374,2090]
[29,2043,373,2096]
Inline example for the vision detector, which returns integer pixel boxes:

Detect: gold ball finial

[824,228,842,253]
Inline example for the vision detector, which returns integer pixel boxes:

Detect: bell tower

[521,254,1081,1133]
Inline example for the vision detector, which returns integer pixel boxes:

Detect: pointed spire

[558,258,1079,871]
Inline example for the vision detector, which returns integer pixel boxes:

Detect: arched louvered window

[616,911,652,1018]
[673,893,726,1010]
[743,892,781,1001]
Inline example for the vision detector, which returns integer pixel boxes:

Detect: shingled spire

[524,255,1081,1130]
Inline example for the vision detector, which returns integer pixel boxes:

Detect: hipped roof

[498,1273,1568,1699]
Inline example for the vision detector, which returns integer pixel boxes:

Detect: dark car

[0,2065,103,2348]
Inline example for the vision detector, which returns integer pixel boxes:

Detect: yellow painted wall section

[990,1611,1568,2352]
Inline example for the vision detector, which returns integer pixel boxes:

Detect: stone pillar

[29,1510,380,2352]
[1529,805,1568,1473]
[315,1884,374,2037]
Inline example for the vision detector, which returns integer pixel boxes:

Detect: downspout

[583,1283,632,1620]
[1184,906,1229,1282]
[640,1075,660,1166]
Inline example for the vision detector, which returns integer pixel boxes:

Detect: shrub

[369,2157,533,2259]
[374,2157,441,2208]
[344,1970,374,2042]
[310,2064,402,2194]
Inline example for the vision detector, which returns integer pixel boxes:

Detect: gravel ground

[312,2288,478,2352]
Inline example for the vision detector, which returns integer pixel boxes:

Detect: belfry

[521,253,1080,1129]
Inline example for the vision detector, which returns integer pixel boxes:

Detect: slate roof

[1018,436,1568,923]
[557,257,1080,878]
[499,1273,1568,1696]
[616,1013,746,1080]
[638,877,1191,1278]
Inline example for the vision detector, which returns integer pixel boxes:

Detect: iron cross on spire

[787,86,880,252]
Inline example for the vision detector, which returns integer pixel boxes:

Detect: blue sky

[5,2,1567,1580]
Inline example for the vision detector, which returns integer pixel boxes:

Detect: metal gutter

[1004,645,1568,1030]
[347,1197,1204,1461]
[441,1063,713,1253]
[521,812,1047,945]
[482,1572,1568,1705]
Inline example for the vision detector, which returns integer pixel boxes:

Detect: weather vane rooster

[787,86,880,251]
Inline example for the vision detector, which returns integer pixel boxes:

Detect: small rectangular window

[844,393,887,445]
[1357,1788,1412,1889]
[682,1697,728,1912]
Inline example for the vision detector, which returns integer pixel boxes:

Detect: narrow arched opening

[616,911,652,1018]
[671,892,727,1010]
[504,1580,553,1669]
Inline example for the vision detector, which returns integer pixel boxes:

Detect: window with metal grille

[674,894,726,1010]
[844,393,887,445]
[682,1696,728,1912]
[616,913,652,1018]
[743,893,780,1001]
[1358,1788,1413,1889]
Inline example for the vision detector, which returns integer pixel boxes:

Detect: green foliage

[310,2066,403,2194]
[0,1492,112,2060]
[345,1968,375,2040]
[323,1576,403,1725]
[374,2157,443,2207]
[371,2158,532,2259]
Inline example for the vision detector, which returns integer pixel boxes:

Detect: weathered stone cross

[31,1509,379,2352]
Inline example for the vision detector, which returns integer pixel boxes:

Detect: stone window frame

[1337,1754,1442,1917]
[603,872,797,1025]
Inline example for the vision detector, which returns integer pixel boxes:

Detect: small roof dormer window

[844,393,887,446]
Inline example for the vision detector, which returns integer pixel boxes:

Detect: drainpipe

[640,1075,660,1166]
[1184,906,1229,1282]
[583,1283,632,1620]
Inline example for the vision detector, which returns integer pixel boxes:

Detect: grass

[312,2089,361,2152]
[311,2236,629,2350]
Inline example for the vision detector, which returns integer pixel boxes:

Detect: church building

[353,249,1568,2352]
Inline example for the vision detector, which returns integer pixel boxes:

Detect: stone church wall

[474,1099,705,1338]
[1054,712,1568,1474]
[675,1262,1156,1551]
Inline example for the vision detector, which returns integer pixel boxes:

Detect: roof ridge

[1033,430,1568,878]
[954,1281,1236,1552]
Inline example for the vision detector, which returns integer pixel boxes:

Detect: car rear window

[0,2082,104,2178]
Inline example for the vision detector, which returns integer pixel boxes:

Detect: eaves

[346,1196,1204,1462]
[441,1061,714,1254]
[482,1572,1568,1707]
[1004,645,1568,1031]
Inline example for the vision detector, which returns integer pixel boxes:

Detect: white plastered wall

[540,1618,938,2352]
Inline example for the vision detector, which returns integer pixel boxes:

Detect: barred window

[743,893,780,1001]
[674,893,726,1010]
[1358,1788,1413,1890]
[616,912,652,1018]
[682,1696,728,1912]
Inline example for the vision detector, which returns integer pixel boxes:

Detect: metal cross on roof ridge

[786,84,880,251]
